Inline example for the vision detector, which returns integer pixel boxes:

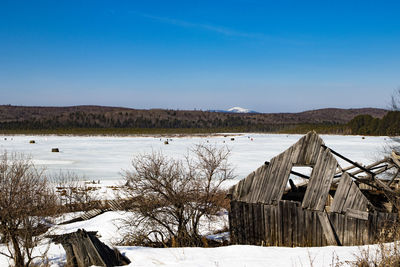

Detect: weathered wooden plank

[346,208,369,220]
[331,172,352,212]
[248,164,269,203]
[301,149,323,209]
[361,216,369,244]
[308,148,328,207]
[276,201,282,246]
[228,201,235,243]
[305,132,319,165]
[292,202,298,246]
[315,154,338,210]
[343,182,359,211]
[290,134,306,164]
[273,151,294,204]
[242,167,261,202]
[296,204,303,246]
[266,152,291,204]
[260,204,265,245]
[335,212,344,245]
[305,132,319,166]
[257,203,262,245]
[296,132,313,165]
[233,202,239,243]
[271,205,277,246]
[312,150,333,206]
[241,202,246,243]
[248,203,254,245]
[348,217,355,246]
[314,211,321,246]
[309,135,324,166]
[391,150,400,168]
[263,205,270,245]
[282,201,289,246]
[302,132,316,166]
[303,147,338,211]
[352,186,368,211]
[287,201,293,246]
[306,149,327,209]
[258,156,280,204]
[343,215,349,245]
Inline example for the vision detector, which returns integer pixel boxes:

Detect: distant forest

[347,111,400,136]
[0,105,397,135]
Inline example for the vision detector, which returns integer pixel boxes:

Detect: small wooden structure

[50,229,130,267]
[229,131,400,247]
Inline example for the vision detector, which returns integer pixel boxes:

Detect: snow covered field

[0,133,390,183]
[0,134,394,266]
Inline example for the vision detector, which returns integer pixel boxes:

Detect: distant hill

[0,105,388,134]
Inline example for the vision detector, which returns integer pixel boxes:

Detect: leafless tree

[119,143,234,247]
[391,88,400,111]
[0,152,58,267]
[390,88,400,153]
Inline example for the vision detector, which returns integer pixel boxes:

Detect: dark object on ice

[29,140,35,144]
[49,229,130,267]
[51,148,59,152]
[228,131,400,247]
[164,140,169,145]
[230,138,235,141]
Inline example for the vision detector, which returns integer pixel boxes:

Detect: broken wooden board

[317,211,340,246]
[330,172,371,214]
[50,229,130,267]
[302,147,337,211]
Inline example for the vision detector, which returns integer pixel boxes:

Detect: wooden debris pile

[228,131,400,247]
[49,229,130,267]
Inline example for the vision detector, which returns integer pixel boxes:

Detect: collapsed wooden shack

[228,132,400,247]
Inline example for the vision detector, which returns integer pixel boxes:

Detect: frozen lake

[0,134,392,183]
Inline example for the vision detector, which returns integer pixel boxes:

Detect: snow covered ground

[0,133,391,183]
[0,134,394,266]
[0,209,384,267]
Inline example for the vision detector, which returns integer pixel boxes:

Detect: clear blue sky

[1,0,399,112]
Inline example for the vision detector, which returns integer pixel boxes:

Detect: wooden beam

[349,159,389,176]
[346,208,369,220]
[332,160,390,184]
[321,144,375,176]
[335,164,359,175]
[388,168,400,186]
[265,161,310,179]
[392,150,400,168]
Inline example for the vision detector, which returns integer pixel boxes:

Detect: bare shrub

[118,143,234,247]
[352,220,400,267]
[54,172,98,212]
[0,152,58,267]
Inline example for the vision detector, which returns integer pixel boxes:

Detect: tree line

[347,111,400,136]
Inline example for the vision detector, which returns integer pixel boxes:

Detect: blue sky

[1,0,399,112]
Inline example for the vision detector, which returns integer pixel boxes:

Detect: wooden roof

[229,131,373,212]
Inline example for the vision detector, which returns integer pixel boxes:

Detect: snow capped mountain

[208,107,259,113]
[227,107,252,113]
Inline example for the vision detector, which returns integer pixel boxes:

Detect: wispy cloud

[141,13,264,39]
[137,13,309,45]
